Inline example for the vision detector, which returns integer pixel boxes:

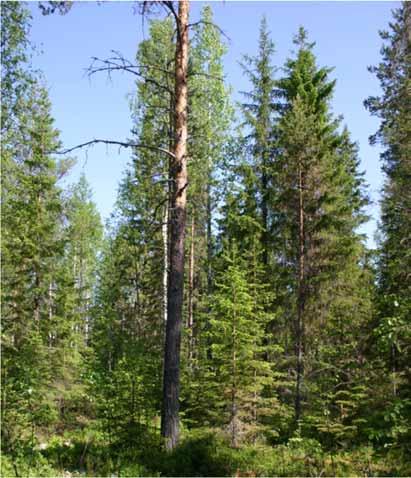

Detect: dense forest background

[1,1,410,477]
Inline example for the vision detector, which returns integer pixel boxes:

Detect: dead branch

[189,20,231,42]
[87,56,173,96]
[53,139,175,159]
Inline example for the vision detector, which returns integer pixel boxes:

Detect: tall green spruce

[272,28,372,433]
[196,18,283,443]
[205,242,274,447]
[365,2,411,447]
[2,77,64,452]
[1,3,102,466]
[2,49,65,472]
[239,16,276,268]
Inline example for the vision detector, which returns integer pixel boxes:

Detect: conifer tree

[273,28,371,425]
[1,77,71,456]
[365,2,411,446]
[240,16,277,267]
[205,242,274,447]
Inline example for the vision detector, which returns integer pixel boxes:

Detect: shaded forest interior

[1,1,410,476]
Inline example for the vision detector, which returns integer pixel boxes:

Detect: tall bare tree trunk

[161,0,189,451]
[295,166,305,423]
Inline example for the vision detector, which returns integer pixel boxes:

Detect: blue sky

[27,1,398,246]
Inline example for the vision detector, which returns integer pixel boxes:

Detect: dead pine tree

[41,0,190,451]
[160,0,190,451]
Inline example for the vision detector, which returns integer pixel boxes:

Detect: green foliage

[365,2,411,451]
[87,16,173,445]
[195,242,279,446]
[1,77,67,459]
[2,3,411,476]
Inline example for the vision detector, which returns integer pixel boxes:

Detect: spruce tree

[273,28,371,426]
[1,78,71,456]
[205,242,274,447]
[365,2,411,447]
[240,16,277,267]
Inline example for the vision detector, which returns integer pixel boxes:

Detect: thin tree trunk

[162,202,169,324]
[261,152,271,362]
[161,0,190,451]
[205,174,214,360]
[261,151,269,268]
[295,166,305,423]
[207,185,212,291]
[392,344,397,397]
[251,242,258,436]
[162,75,174,326]
[34,272,41,329]
[231,282,238,448]
[188,213,195,362]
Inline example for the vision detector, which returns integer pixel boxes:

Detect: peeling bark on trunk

[161,0,190,451]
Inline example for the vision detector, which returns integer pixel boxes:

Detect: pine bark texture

[161,0,190,451]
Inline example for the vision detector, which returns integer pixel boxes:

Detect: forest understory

[1,1,410,477]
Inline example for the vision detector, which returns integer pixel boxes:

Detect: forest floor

[2,430,410,477]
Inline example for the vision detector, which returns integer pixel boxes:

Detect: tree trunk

[161,0,190,451]
[231,283,238,448]
[205,174,214,360]
[162,201,169,324]
[261,151,269,268]
[207,172,213,295]
[295,166,305,423]
[188,212,195,362]
[162,74,174,326]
